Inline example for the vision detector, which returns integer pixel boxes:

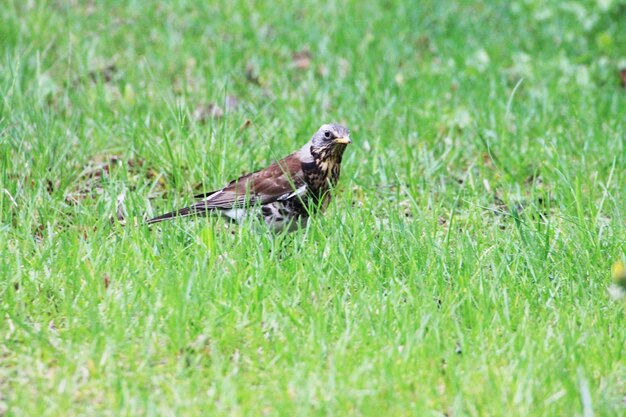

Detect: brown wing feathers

[147,154,304,224]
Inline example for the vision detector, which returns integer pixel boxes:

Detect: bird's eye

[324,131,332,139]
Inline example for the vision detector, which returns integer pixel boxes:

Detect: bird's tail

[146,206,202,224]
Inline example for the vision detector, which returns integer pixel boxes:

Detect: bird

[147,123,352,232]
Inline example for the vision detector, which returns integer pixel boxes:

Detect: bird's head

[308,123,352,158]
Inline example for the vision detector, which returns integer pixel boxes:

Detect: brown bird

[147,124,352,232]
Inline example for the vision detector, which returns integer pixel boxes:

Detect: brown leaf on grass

[620,68,626,88]
[481,152,495,168]
[238,119,252,132]
[103,274,110,289]
[292,48,312,70]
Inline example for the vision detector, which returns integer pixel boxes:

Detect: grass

[1,0,625,416]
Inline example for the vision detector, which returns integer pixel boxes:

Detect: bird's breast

[300,148,344,212]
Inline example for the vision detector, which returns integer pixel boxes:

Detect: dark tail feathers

[146,206,202,224]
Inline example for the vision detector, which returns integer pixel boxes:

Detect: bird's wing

[192,153,306,210]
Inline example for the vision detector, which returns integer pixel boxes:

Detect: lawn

[1,1,625,416]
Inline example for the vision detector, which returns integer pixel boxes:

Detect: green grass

[1,0,625,416]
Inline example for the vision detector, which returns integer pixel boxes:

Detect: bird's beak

[334,136,352,145]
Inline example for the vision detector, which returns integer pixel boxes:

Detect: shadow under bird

[147,124,352,232]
